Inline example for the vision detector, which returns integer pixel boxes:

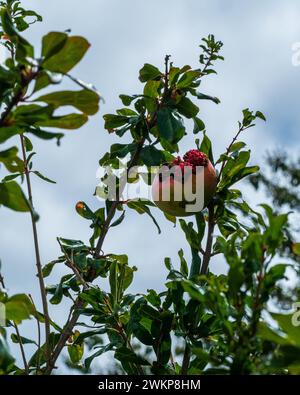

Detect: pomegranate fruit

[152,149,217,217]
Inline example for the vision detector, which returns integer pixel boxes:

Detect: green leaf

[140,145,165,166]
[11,334,37,346]
[127,200,161,234]
[190,249,201,278]
[110,142,137,159]
[157,107,185,144]
[36,113,88,129]
[144,80,161,98]
[199,132,214,163]
[177,97,199,119]
[193,117,205,134]
[41,31,68,60]
[292,243,300,256]
[0,147,23,173]
[181,280,204,302]
[0,181,30,212]
[57,237,87,252]
[68,342,84,364]
[103,114,128,130]
[5,294,35,324]
[255,111,266,121]
[119,94,138,106]
[85,344,114,369]
[164,257,172,271]
[29,333,60,367]
[111,211,125,227]
[271,313,300,347]
[28,128,64,144]
[32,170,56,184]
[179,219,200,250]
[196,92,220,104]
[0,126,22,144]
[43,36,90,73]
[74,254,88,270]
[42,259,63,278]
[139,63,161,82]
[229,142,246,152]
[49,281,64,305]
[115,346,150,366]
[34,90,100,115]
[178,249,188,277]
[176,70,201,89]
[109,260,118,304]
[228,260,245,295]
[257,322,290,345]
[0,334,15,371]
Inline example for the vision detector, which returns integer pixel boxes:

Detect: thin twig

[29,294,41,371]
[19,134,51,366]
[200,203,215,275]
[12,322,29,374]
[181,343,190,375]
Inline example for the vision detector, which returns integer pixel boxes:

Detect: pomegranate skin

[152,155,217,217]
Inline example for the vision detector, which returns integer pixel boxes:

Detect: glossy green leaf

[34,90,100,115]
[140,145,165,166]
[177,97,199,119]
[0,126,22,144]
[41,31,68,60]
[176,70,201,89]
[36,113,88,129]
[11,334,37,346]
[5,294,35,324]
[115,346,150,366]
[32,170,56,184]
[157,107,185,144]
[127,200,161,233]
[43,36,90,73]
[85,344,114,369]
[0,147,23,173]
[196,92,220,104]
[42,259,63,278]
[0,181,30,212]
[103,114,128,130]
[193,117,205,134]
[139,63,161,82]
[68,342,84,364]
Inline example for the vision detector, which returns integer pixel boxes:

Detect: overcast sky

[1,0,300,372]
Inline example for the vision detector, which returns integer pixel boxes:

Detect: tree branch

[181,343,190,375]
[44,298,84,374]
[19,134,51,366]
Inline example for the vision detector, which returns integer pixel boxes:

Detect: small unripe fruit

[152,149,217,217]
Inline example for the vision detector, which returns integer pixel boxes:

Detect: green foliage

[0,180,29,211]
